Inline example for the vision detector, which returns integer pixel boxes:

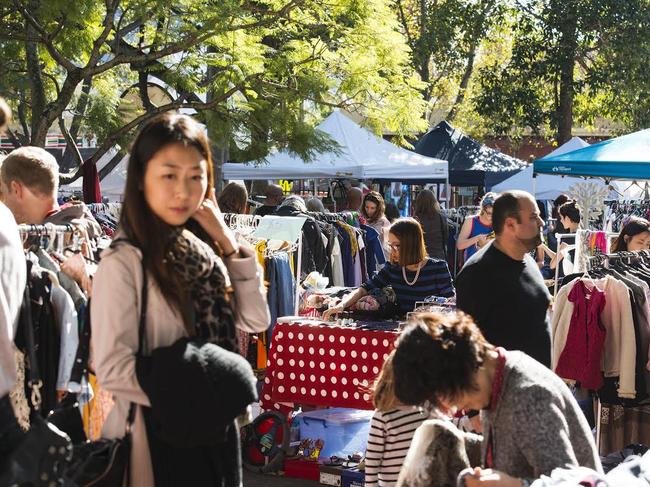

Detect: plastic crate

[297,408,373,462]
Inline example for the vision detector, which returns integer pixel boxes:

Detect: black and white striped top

[364,407,428,487]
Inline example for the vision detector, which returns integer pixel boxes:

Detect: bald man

[456,190,551,367]
[347,187,363,212]
[255,184,285,216]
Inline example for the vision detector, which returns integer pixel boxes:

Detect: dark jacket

[273,205,327,279]
[136,338,258,486]
[416,213,448,260]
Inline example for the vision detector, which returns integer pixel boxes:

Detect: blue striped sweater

[361,258,455,314]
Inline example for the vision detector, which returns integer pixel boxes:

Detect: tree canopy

[0,0,428,181]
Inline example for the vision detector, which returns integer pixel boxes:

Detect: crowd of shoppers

[2,95,650,486]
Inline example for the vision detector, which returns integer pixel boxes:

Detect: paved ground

[244,470,319,486]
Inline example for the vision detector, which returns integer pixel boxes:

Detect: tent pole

[445,178,450,209]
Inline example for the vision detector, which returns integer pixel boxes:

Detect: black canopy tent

[414,121,526,188]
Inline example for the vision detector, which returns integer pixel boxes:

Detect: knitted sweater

[482,351,602,481]
[396,419,481,487]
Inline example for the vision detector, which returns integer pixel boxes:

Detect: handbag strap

[69,303,90,385]
[21,261,44,413]
[124,250,148,432]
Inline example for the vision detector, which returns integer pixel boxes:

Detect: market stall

[414,120,526,189]
[260,318,398,411]
[534,128,650,179]
[492,137,601,199]
[535,128,650,456]
[222,110,449,183]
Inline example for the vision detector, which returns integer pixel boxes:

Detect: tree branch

[86,0,121,68]
[72,79,255,176]
[13,0,77,72]
[394,0,414,48]
[447,41,478,121]
[59,114,83,170]
[5,128,24,149]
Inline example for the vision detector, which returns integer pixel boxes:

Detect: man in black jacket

[455,191,552,367]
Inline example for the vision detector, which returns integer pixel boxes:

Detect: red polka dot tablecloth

[260,320,400,411]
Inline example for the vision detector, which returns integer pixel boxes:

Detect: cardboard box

[341,467,364,487]
[319,465,343,486]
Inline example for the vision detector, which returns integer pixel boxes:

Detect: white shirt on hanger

[0,203,26,397]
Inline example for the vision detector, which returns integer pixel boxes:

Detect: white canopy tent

[491,137,605,199]
[222,111,448,181]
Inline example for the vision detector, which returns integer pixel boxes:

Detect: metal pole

[294,232,303,315]
[532,172,536,199]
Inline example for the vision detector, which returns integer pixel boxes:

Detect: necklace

[402,260,424,286]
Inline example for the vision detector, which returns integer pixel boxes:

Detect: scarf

[166,228,238,353]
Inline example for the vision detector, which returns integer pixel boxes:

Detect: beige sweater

[91,242,270,486]
[551,276,636,399]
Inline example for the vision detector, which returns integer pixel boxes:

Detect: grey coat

[482,351,602,480]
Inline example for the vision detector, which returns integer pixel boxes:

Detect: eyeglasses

[388,242,400,251]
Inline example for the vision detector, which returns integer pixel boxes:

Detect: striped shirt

[365,407,428,487]
[361,258,455,313]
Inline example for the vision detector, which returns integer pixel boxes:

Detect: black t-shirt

[455,242,552,367]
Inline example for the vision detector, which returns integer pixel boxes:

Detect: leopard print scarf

[166,228,238,352]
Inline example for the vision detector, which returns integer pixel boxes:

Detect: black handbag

[61,258,148,487]
[0,279,73,487]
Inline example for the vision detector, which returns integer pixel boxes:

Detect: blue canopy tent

[534,128,650,180]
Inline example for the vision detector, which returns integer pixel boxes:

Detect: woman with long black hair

[91,113,269,486]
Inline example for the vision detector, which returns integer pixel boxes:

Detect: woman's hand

[60,253,93,296]
[322,304,345,321]
[477,234,489,248]
[463,467,524,487]
[193,188,238,256]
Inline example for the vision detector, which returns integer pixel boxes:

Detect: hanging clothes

[266,253,295,340]
[555,280,607,390]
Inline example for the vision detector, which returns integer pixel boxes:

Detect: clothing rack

[17,223,75,235]
[553,231,619,297]
[253,216,307,315]
[307,211,361,224]
[557,249,650,454]
[603,200,650,232]
[223,214,307,315]
[18,223,76,254]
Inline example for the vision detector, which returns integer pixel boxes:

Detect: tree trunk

[447,42,477,122]
[25,15,46,145]
[99,149,126,180]
[556,5,578,145]
[61,77,92,170]
[205,45,227,193]
[417,0,430,95]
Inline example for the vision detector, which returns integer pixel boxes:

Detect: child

[365,352,428,487]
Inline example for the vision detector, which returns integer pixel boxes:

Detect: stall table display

[261,318,399,411]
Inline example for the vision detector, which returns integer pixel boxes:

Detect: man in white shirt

[0,98,27,458]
